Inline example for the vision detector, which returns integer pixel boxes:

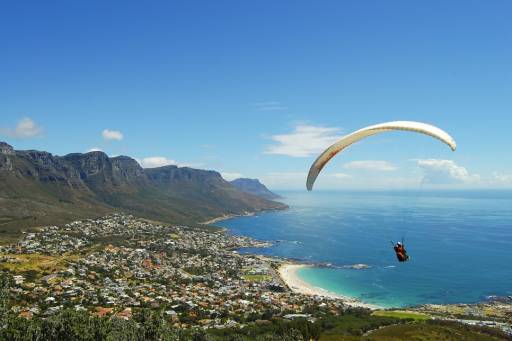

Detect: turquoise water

[218,191,512,308]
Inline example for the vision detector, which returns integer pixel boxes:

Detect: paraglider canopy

[306,121,457,191]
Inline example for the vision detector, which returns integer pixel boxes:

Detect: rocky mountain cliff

[230,178,281,200]
[0,142,287,238]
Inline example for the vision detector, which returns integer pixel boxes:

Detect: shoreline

[202,212,508,315]
[201,205,288,225]
[204,209,382,310]
[201,201,289,225]
[278,263,382,310]
[201,212,256,225]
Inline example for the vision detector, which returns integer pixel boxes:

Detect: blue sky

[1,0,511,189]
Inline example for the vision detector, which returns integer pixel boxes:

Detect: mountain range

[0,142,287,240]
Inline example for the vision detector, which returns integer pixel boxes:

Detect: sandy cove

[278,263,381,310]
[203,212,380,310]
[201,205,288,225]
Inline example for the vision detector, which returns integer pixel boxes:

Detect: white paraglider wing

[306,121,456,191]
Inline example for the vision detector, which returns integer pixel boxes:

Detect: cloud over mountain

[221,172,243,181]
[138,157,177,168]
[102,129,123,141]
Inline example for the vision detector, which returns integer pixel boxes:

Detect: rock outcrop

[0,142,15,171]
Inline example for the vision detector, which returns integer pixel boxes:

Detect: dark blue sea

[216,191,512,308]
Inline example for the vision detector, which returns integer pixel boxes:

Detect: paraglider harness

[391,238,409,262]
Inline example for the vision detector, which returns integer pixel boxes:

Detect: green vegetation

[241,274,273,282]
[206,318,322,340]
[372,310,431,321]
[0,302,509,340]
[365,320,507,340]
[318,309,402,339]
[315,309,509,341]
[183,266,207,276]
[0,253,77,273]
[0,309,190,341]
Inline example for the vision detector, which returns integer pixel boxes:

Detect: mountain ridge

[0,142,287,240]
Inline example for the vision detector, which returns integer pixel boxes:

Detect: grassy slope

[320,324,505,341]
[372,310,431,321]
[0,174,112,244]
[241,274,273,282]
[0,158,286,242]
[363,322,505,341]
[316,310,508,341]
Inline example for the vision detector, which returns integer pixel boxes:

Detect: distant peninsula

[230,177,282,200]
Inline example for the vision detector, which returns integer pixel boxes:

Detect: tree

[0,272,10,327]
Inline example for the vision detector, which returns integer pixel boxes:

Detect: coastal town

[0,214,346,329]
[1,214,511,338]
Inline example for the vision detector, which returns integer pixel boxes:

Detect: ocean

[216,191,512,308]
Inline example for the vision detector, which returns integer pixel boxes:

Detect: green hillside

[0,142,287,242]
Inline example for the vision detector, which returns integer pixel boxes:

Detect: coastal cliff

[230,177,282,200]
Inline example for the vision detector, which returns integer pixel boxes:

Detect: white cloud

[260,172,307,189]
[102,129,123,141]
[491,172,512,185]
[15,118,43,138]
[343,160,398,172]
[259,171,416,190]
[180,162,203,168]
[252,101,287,111]
[221,172,243,181]
[138,157,177,168]
[265,124,342,157]
[87,147,102,152]
[200,144,216,149]
[417,159,480,184]
[0,117,43,138]
[332,173,352,179]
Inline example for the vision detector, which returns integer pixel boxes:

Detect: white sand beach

[278,263,380,310]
